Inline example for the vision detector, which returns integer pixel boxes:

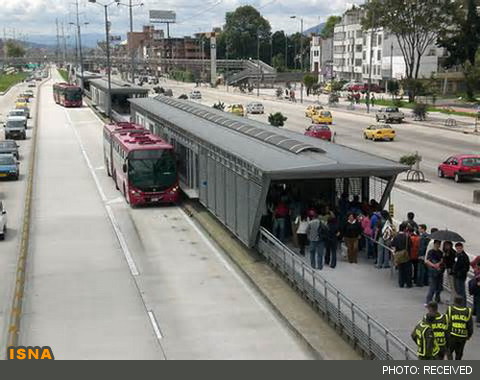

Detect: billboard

[150,10,176,23]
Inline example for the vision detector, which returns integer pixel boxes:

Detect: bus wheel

[113,172,119,190]
[123,183,129,204]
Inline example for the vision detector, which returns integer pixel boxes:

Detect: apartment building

[310,35,333,81]
[333,6,444,85]
[332,6,365,82]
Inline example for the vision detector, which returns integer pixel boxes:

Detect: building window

[363,51,366,60]
[355,59,362,67]
[377,50,382,61]
[356,44,362,52]
[378,35,382,45]
[356,30,363,39]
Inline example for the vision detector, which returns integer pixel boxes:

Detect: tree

[387,80,400,98]
[272,53,285,72]
[438,0,480,100]
[303,74,318,96]
[320,16,342,39]
[268,112,287,127]
[223,6,271,60]
[6,41,25,58]
[363,0,452,102]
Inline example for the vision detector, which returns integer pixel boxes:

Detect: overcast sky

[0,0,363,40]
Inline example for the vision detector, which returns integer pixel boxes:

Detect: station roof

[129,96,407,180]
[89,78,149,94]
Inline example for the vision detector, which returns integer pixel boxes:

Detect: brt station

[89,78,149,120]
[129,96,407,249]
[74,71,102,97]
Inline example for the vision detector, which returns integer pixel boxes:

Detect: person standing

[447,296,474,360]
[417,224,430,287]
[443,241,457,304]
[401,212,419,234]
[272,201,289,242]
[468,275,480,327]
[325,216,340,268]
[471,255,480,278]
[371,93,376,107]
[453,242,471,303]
[411,313,440,360]
[342,213,362,264]
[391,224,413,288]
[360,211,373,258]
[370,210,382,264]
[295,214,309,256]
[376,210,394,269]
[425,240,445,304]
[409,230,421,286]
[424,301,449,360]
[306,215,325,270]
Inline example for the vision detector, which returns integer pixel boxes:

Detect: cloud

[0,0,364,40]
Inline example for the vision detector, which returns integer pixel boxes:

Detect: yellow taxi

[17,96,30,104]
[363,124,396,141]
[226,104,245,117]
[15,101,30,118]
[305,104,324,118]
[311,110,333,125]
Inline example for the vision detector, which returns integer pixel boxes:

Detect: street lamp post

[69,19,89,90]
[257,32,261,97]
[116,0,143,84]
[291,15,304,103]
[366,9,376,114]
[89,0,119,120]
[284,31,288,70]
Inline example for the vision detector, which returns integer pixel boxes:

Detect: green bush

[400,153,422,167]
[268,112,288,127]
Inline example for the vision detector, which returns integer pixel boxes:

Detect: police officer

[411,313,439,360]
[447,296,473,360]
[424,301,449,359]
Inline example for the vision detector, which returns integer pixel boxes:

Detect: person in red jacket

[410,231,422,286]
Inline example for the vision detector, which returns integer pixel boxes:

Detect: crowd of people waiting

[262,185,480,329]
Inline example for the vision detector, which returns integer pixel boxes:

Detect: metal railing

[256,227,417,360]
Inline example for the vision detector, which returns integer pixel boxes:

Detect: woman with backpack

[376,210,395,269]
[342,213,363,264]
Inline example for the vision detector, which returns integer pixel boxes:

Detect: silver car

[0,140,20,160]
[246,102,264,114]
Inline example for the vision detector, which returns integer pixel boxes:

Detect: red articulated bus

[103,122,180,206]
[53,82,83,107]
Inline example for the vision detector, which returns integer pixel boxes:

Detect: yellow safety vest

[413,321,440,358]
[424,313,448,347]
[447,306,472,338]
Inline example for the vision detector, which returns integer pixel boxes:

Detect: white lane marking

[65,110,140,276]
[95,166,105,171]
[178,208,280,319]
[148,310,163,340]
[106,197,124,205]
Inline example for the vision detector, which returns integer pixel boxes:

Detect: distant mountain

[26,33,122,49]
[304,22,326,36]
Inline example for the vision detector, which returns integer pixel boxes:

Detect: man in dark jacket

[417,224,430,287]
[391,224,412,288]
[453,242,471,303]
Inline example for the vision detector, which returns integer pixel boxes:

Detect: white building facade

[310,35,333,82]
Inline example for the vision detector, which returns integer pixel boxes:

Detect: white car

[190,90,202,99]
[0,201,7,240]
[246,102,264,114]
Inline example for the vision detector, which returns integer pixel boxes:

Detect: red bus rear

[53,83,83,107]
[106,126,180,206]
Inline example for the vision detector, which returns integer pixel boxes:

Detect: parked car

[0,200,7,240]
[363,124,396,141]
[226,104,245,117]
[305,104,323,118]
[375,107,404,123]
[24,90,35,98]
[438,154,480,183]
[27,82,36,88]
[0,140,19,159]
[311,110,333,124]
[0,154,20,180]
[246,102,264,114]
[4,115,27,140]
[346,83,365,92]
[304,124,333,141]
[190,90,202,99]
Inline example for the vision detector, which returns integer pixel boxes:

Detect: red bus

[53,82,83,107]
[103,123,180,206]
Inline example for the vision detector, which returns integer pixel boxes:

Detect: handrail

[256,227,417,360]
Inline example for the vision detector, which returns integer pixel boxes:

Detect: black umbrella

[429,230,465,243]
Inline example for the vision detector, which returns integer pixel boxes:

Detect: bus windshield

[128,150,176,191]
[65,88,82,101]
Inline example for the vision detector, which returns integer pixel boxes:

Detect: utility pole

[301,17,304,104]
[390,42,393,101]
[226,40,229,92]
[284,32,288,70]
[56,18,60,66]
[366,9,375,114]
[62,22,67,64]
[75,0,85,92]
[257,32,260,97]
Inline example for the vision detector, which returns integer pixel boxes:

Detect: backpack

[382,223,395,245]
[318,221,329,241]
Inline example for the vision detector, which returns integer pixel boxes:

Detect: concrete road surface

[18,72,317,359]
